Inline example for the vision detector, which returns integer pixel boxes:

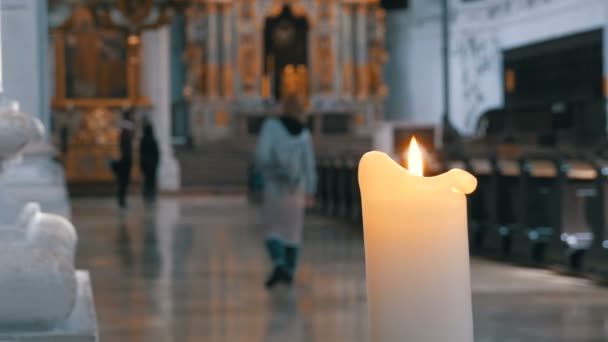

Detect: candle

[359,138,477,342]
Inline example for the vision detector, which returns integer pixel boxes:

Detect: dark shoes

[264,238,299,289]
[265,265,293,289]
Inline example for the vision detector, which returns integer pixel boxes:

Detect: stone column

[383,7,410,120]
[142,27,181,191]
[0,0,71,219]
[2,0,49,127]
[221,3,233,98]
[206,2,219,99]
[341,3,354,98]
[355,2,369,98]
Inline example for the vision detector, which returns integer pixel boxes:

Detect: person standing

[255,97,317,289]
[113,110,134,209]
[139,122,160,205]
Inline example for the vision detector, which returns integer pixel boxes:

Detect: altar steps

[177,136,372,190]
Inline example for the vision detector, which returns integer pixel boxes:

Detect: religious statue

[0,101,79,328]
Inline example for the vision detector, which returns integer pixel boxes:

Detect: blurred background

[4,0,608,340]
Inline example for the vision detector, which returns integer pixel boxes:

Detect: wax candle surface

[359,151,477,342]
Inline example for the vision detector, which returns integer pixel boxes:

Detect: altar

[183,0,387,147]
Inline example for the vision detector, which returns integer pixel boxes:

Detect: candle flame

[408,137,423,177]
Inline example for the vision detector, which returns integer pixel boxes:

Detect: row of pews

[314,154,608,281]
[451,156,608,277]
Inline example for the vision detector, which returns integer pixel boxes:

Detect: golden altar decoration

[64,109,119,183]
[50,1,183,183]
[183,0,387,144]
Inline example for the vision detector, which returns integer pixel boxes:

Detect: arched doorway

[263,5,309,101]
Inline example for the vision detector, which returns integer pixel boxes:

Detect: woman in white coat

[255,97,317,289]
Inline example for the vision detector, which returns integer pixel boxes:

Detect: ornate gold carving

[317,0,334,21]
[266,55,275,74]
[282,65,309,105]
[52,98,151,109]
[505,69,516,93]
[183,43,205,96]
[240,0,256,19]
[51,5,150,105]
[261,75,271,99]
[206,64,220,98]
[117,0,155,26]
[342,63,354,97]
[282,65,297,98]
[215,111,230,127]
[54,35,67,100]
[66,108,119,182]
[222,65,234,97]
[355,112,365,127]
[127,34,142,100]
[296,65,309,105]
[267,2,307,18]
[273,20,296,47]
[369,41,388,96]
[357,65,369,98]
[239,36,258,93]
[317,36,334,93]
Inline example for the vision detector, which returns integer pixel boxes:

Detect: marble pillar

[0,0,70,218]
[341,3,354,98]
[383,8,413,121]
[1,0,48,127]
[207,3,219,99]
[355,3,368,98]
[142,27,181,191]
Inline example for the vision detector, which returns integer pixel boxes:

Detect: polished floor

[72,195,608,341]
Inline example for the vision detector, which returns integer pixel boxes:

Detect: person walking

[112,110,134,209]
[255,97,317,289]
[139,122,160,205]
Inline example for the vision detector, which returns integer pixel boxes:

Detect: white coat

[255,118,317,245]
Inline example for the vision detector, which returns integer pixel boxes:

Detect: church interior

[2,0,608,341]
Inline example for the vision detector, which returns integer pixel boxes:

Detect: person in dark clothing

[139,122,160,205]
[113,111,134,209]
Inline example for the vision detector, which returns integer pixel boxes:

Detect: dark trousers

[115,161,132,208]
[142,169,158,204]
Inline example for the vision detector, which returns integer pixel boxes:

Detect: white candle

[359,138,477,342]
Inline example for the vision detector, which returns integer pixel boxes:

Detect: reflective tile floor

[72,196,608,341]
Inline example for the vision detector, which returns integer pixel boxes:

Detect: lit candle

[359,138,477,342]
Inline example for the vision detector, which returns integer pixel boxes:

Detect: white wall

[385,0,608,134]
[385,7,443,125]
[1,0,49,126]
